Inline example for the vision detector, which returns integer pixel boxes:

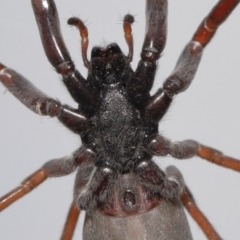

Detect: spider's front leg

[127,0,167,106]
[31,0,96,112]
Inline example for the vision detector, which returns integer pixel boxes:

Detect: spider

[0,0,240,239]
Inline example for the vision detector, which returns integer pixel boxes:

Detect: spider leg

[149,135,240,172]
[166,166,222,240]
[60,202,80,240]
[193,0,240,47]
[0,64,88,134]
[135,160,182,200]
[181,186,222,240]
[60,165,94,240]
[0,169,48,211]
[76,166,116,211]
[127,0,167,105]
[55,153,97,240]
[197,145,240,172]
[144,0,239,122]
[141,0,167,62]
[0,147,95,211]
[31,0,97,111]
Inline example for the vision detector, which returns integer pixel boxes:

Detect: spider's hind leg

[166,166,222,240]
[0,146,94,212]
[181,186,222,240]
[60,202,80,240]
[0,169,48,212]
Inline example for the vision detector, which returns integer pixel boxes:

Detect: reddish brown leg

[60,203,80,240]
[0,169,48,211]
[0,149,91,211]
[197,145,240,172]
[193,0,240,47]
[181,187,222,240]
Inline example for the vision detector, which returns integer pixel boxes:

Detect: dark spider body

[86,44,148,172]
[0,0,240,239]
[75,43,180,214]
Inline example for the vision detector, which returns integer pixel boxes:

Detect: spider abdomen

[84,171,192,240]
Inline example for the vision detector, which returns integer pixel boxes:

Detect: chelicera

[0,0,240,239]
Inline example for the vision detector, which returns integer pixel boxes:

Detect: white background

[0,0,240,239]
